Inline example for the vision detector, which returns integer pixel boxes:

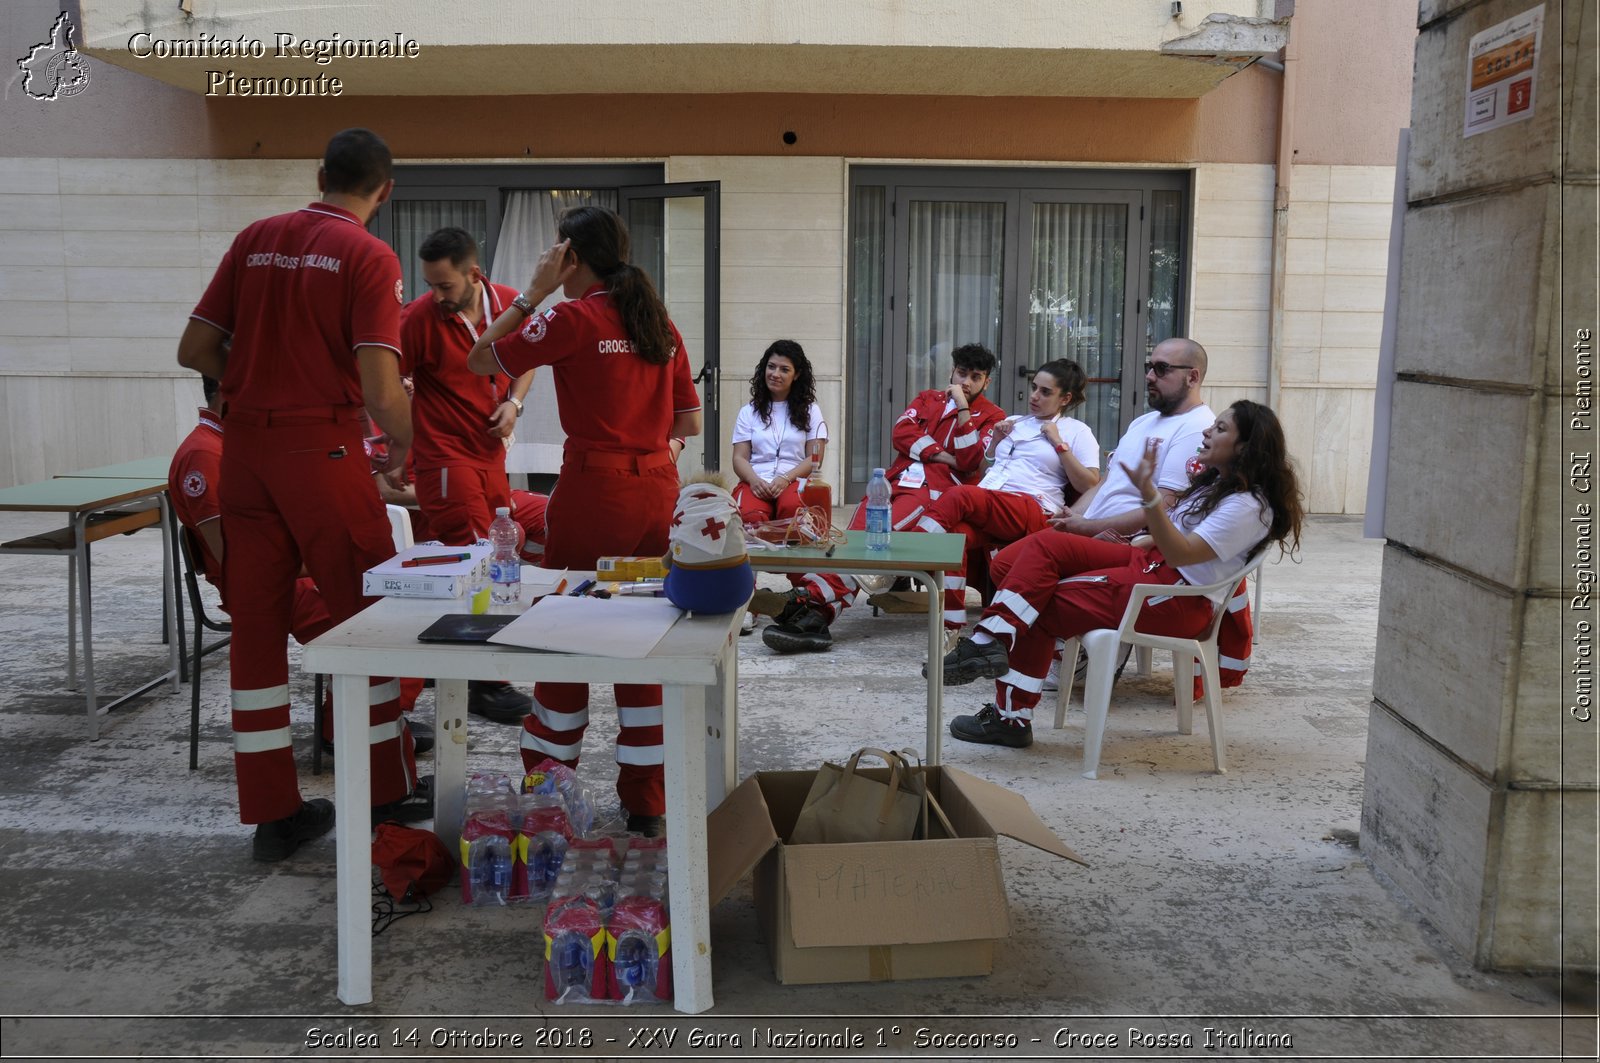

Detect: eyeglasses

[1144,360,1195,378]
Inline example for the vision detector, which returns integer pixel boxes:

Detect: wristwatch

[505,396,524,416]
[511,293,536,315]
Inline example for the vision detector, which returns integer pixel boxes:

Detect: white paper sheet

[521,567,569,598]
[487,594,684,658]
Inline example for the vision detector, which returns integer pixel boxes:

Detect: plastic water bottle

[489,506,521,605]
[865,467,891,551]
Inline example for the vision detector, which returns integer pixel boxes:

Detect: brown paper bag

[789,747,928,845]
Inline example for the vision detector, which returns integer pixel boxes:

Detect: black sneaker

[889,576,913,593]
[930,636,1010,685]
[625,813,665,838]
[372,775,434,826]
[949,704,1033,748]
[761,606,833,654]
[252,798,335,862]
[322,718,434,758]
[468,681,531,725]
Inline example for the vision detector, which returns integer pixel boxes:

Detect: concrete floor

[0,511,1593,1060]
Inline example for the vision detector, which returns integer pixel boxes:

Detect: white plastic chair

[385,504,414,551]
[1053,551,1266,779]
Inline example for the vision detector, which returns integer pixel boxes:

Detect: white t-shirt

[732,401,828,481]
[1172,489,1272,596]
[1082,404,1214,521]
[978,414,1099,516]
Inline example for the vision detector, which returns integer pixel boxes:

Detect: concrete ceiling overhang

[73,2,1287,99]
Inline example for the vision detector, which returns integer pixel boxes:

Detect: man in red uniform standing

[400,226,536,724]
[169,375,333,646]
[177,128,425,862]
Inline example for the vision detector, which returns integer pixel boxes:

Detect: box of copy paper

[362,543,490,599]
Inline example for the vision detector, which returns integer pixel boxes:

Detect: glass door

[1015,190,1142,450]
[619,182,722,471]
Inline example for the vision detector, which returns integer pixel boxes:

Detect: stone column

[1363,0,1596,972]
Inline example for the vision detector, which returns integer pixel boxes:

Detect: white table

[300,593,742,1014]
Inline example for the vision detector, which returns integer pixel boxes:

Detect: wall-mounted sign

[1464,5,1544,138]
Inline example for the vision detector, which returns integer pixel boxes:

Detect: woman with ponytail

[468,205,701,836]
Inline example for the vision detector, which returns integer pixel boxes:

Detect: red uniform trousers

[221,411,416,824]
[510,490,549,564]
[917,486,1052,630]
[732,479,805,527]
[975,531,1214,723]
[793,486,937,622]
[413,463,511,546]
[521,455,678,816]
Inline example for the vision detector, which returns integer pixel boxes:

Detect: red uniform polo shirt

[400,280,522,470]
[168,408,226,584]
[191,203,403,409]
[490,284,699,455]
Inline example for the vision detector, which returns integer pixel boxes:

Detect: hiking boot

[749,587,802,618]
[252,798,335,862]
[468,681,531,725]
[929,636,1010,685]
[372,775,434,826]
[761,606,833,654]
[949,704,1033,749]
[625,813,665,838]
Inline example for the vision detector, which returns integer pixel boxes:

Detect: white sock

[971,631,996,647]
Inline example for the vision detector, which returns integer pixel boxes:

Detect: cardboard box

[707,765,1087,985]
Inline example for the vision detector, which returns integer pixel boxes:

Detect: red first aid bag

[372,823,455,901]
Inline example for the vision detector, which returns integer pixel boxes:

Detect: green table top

[746,530,965,572]
[55,457,172,480]
[0,476,167,513]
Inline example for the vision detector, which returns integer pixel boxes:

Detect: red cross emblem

[700,517,726,541]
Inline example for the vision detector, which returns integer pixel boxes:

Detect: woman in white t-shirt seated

[915,358,1100,631]
[936,399,1304,748]
[730,339,828,529]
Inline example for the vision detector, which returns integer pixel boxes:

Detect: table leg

[334,672,373,1006]
[67,553,77,690]
[911,570,946,765]
[706,621,739,805]
[76,515,99,741]
[433,678,469,855]
[662,682,713,1014]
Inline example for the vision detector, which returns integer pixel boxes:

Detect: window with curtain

[848,187,886,486]
[905,200,1005,397]
[1027,202,1129,450]
[845,168,1188,499]
[392,201,488,302]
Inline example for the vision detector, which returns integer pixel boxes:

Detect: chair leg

[1133,645,1152,677]
[189,622,202,771]
[1079,629,1120,779]
[1055,638,1081,729]
[1199,646,1227,773]
[1173,650,1197,735]
[312,673,325,776]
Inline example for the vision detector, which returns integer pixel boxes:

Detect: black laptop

[415,613,519,644]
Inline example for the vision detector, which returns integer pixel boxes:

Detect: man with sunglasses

[1051,337,1214,539]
